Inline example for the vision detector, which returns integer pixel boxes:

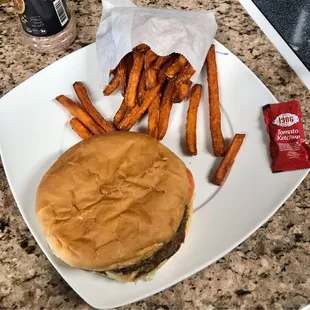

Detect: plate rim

[0,40,309,309]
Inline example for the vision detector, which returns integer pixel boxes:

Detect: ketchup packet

[263,100,310,173]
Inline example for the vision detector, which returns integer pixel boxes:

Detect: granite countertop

[1,0,310,309]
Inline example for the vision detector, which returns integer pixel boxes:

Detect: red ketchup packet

[263,100,310,173]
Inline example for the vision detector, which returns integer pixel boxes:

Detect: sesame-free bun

[36,132,189,272]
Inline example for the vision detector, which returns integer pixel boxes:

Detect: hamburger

[36,132,195,282]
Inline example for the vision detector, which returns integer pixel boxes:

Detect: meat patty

[102,205,188,280]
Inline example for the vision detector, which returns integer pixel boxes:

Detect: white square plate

[0,41,308,309]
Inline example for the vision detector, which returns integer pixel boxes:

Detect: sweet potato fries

[56,95,104,135]
[70,118,93,139]
[186,84,202,155]
[125,51,145,107]
[56,43,245,187]
[157,80,176,140]
[148,93,161,138]
[73,82,115,132]
[207,44,226,157]
[212,134,246,185]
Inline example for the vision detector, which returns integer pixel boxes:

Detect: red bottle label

[263,100,310,173]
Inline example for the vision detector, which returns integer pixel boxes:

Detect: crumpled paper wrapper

[96,0,217,86]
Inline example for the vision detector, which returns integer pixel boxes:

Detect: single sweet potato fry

[70,118,93,139]
[175,63,195,84]
[137,70,146,105]
[145,49,158,69]
[126,52,134,74]
[172,90,182,103]
[125,51,145,107]
[114,99,128,127]
[145,67,157,90]
[103,73,120,96]
[212,134,246,185]
[56,95,104,135]
[177,80,192,100]
[177,55,188,66]
[186,84,202,155]
[148,92,160,138]
[207,44,226,157]
[133,43,150,52]
[165,55,188,79]
[118,57,127,97]
[118,58,174,131]
[73,82,116,132]
[153,55,171,70]
[157,80,175,140]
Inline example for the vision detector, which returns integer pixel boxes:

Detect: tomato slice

[187,168,195,201]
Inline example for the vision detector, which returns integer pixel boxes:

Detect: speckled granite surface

[1,0,310,309]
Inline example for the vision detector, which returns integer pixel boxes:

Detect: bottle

[13,0,76,53]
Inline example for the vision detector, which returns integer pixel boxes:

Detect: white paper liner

[96,0,217,86]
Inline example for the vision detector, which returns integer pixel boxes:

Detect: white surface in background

[239,0,310,90]
[0,41,308,309]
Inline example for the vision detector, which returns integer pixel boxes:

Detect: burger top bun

[36,132,189,271]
